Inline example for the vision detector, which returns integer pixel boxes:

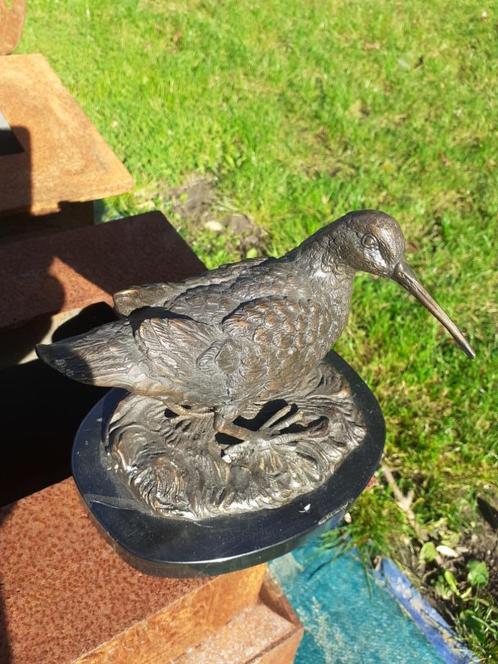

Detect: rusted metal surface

[0,212,204,330]
[0,0,25,55]
[0,54,133,216]
[0,479,267,663]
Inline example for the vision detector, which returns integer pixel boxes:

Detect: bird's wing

[113,257,267,316]
[222,296,315,352]
[37,308,237,405]
[134,314,237,403]
[37,319,143,390]
[135,315,220,373]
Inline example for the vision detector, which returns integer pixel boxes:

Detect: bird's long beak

[393,261,475,359]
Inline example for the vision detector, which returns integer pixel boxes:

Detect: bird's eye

[361,234,378,249]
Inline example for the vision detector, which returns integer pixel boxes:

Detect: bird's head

[323,210,475,358]
[330,210,405,278]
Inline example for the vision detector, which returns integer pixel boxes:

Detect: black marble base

[72,351,385,577]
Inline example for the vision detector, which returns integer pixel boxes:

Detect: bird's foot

[222,406,329,464]
[222,433,296,464]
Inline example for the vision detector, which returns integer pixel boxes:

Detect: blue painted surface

[270,536,456,664]
[378,559,477,664]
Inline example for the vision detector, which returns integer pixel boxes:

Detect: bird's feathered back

[113,257,267,316]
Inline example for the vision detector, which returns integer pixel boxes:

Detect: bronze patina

[38,210,474,519]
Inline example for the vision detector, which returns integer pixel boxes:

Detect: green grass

[20,0,497,658]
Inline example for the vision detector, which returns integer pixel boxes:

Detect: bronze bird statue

[37,210,474,460]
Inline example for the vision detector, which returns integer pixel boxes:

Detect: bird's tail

[36,320,138,390]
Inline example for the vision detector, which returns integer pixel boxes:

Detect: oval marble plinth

[72,351,385,577]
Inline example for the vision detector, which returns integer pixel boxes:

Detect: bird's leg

[162,400,213,421]
[215,404,302,441]
[217,405,328,463]
[213,416,257,442]
[262,403,303,430]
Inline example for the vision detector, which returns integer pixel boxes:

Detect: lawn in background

[20,1,497,658]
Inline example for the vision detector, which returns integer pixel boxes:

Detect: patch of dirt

[465,497,498,602]
[417,498,498,628]
[376,467,498,638]
[219,212,266,256]
[168,175,217,225]
[166,174,267,257]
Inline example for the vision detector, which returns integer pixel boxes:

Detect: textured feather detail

[133,316,233,403]
[219,295,331,401]
[113,283,187,317]
[36,320,140,389]
[113,257,267,316]
[223,296,309,343]
[136,317,219,366]
[197,339,240,374]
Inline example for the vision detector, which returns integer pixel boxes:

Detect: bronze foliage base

[106,355,366,520]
